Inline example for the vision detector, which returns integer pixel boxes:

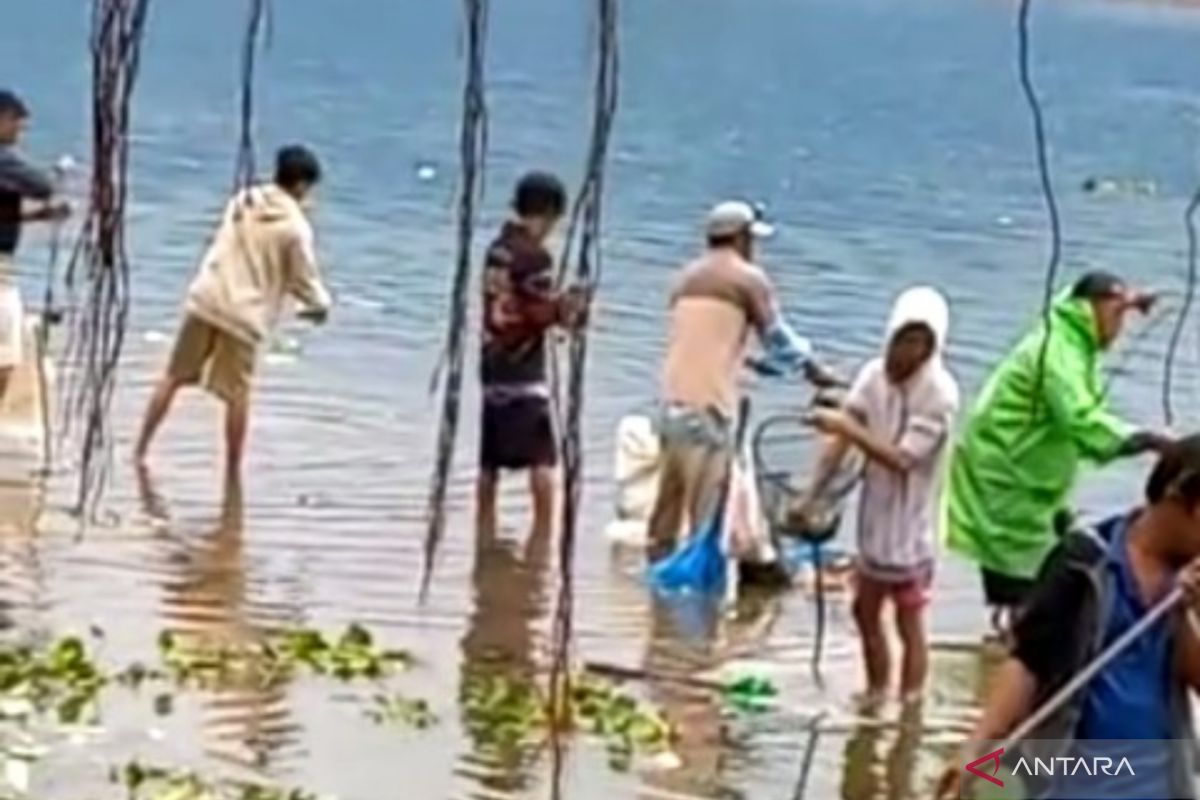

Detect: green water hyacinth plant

[113,761,320,800]
[461,668,675,767]
[0,636,107,725]
[156,624,412,691]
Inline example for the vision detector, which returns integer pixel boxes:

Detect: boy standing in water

[477,172,584,541]
[135,145,332,478]
[0,89,71,403]
[806,286,959,704]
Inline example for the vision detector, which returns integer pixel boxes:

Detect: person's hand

[559,285,591,330]
[803,360,846,390]
[1180,557,1200,611]
[745,356,784,378]
[48,199,72,221]
[298,306,328,325]
[1126,289,1158,316]
[809,408,849,437]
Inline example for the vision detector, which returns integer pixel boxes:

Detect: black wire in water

[547,2,620,796]
[1017,0,1066,414]
[420,0,489,601]
[1161,188,1200,426]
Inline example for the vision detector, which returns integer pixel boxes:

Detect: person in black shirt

[0,89,70,401]
[477,172,584,542]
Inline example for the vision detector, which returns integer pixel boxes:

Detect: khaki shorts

[167,315,255,403]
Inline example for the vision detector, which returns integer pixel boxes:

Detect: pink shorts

[856,560,934,611]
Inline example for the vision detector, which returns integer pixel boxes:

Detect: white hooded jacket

[845,286,960,575]
[185,184,331,346]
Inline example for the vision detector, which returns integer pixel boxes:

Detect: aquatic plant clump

[156,624,412,691]
[0,636,108,726]
[461,669,675,766]
[113,761,320,800]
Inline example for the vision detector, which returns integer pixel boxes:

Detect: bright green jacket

[943,293,1135,580]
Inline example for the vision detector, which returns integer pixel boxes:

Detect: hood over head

[885,285,950,355]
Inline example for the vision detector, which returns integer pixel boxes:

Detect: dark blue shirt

[1069,515,1174,799]
[0,144,54,255]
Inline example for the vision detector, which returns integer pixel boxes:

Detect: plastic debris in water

[416,163,437,183]
[143,330,168,344]
[1082,176,1158,197]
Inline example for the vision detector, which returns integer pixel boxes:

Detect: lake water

[4,0,1200,797]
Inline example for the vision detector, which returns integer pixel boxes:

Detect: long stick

[999,584,1183,752]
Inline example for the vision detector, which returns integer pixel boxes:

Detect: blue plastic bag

[647,499,728,594]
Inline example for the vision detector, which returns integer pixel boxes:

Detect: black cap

[1071,270,1126,302]
[0,90,29,118]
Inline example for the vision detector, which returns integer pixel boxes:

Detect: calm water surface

[4,0,1200,797]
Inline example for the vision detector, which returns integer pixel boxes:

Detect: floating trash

[143,330,168,344]
[416,162,438,182]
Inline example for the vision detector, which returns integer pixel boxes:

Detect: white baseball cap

[706,200,776,240]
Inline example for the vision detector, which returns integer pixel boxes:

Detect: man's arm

[1042,342,1159,463]
[286,227,332,322]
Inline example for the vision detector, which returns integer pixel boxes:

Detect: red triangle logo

[964,747,1006,787]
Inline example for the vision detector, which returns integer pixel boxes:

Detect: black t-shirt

[0,145,54,255]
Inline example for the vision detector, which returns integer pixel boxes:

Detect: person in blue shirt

[939,435,1200,799]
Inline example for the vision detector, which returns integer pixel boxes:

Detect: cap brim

[750,221,776,239]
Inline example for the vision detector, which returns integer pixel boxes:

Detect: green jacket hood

[1048,290,1102,353]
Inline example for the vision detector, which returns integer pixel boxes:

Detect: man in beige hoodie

[135,145,332,476]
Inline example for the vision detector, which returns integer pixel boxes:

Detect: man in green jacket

[944,271,1171,623]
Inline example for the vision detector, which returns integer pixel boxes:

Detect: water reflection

[458,527,552,797]
[839,705,923,800]
[0,480,45,626]
[144,470,300,771]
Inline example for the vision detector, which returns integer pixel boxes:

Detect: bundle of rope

[59,0,153,516]
[421,0,490,601]
[547,1,620,796]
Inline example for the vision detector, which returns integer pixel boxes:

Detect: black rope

[1161,188,1200,425]
[547,1,620,796]
[421,0,489,601]
[60,0,153,516]
[1017,0,1065,414]
[235,0,270,191]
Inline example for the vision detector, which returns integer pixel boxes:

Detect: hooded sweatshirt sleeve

[1043,329,1133,463]
[285,220,332,313]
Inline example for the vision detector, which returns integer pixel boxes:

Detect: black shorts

[980,567,1036,609]
[480,395,558,471]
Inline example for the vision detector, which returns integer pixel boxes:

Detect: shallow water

[4,0,1200,796]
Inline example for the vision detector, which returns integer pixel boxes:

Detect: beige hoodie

[185,184,331,346]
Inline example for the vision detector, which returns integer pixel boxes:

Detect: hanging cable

[1016,0,1065,412]
[546,1,620,797]
[235,0,270,191]
[1161,187,1200,425]
[59,0,153,516]
[420,0,490,601]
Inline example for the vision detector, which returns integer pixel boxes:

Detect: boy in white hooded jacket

[805,286,959,704]
[135,145,332,477]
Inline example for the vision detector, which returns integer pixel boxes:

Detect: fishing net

[59,0,153,516]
